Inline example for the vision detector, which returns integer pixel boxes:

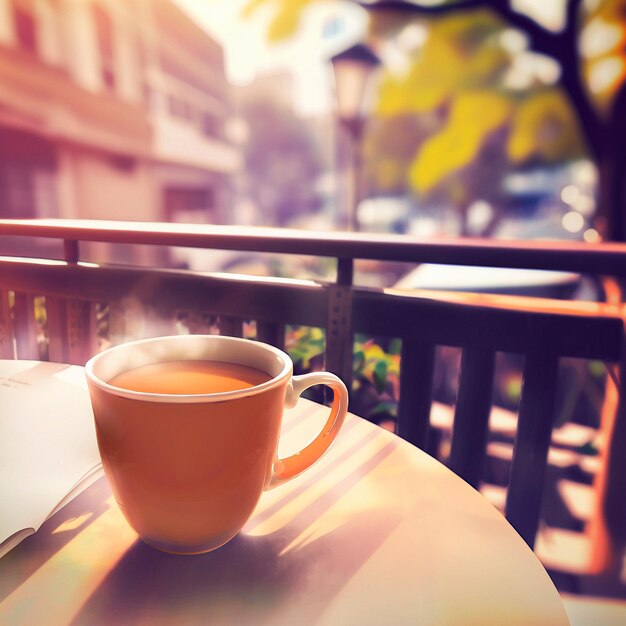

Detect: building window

[1,164,36,218]
[182,101,194,121]
[168,95,184,118]
[0,162,60,219]
[12,4,37,54]
[201,112,221,139]
[92,4,116,91]
[143,83,154,108]
[164,187,215,223]
[159,53,222,101]
[0,128,58,219]
[168,95,195,121]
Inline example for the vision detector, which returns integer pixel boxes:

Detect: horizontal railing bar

[2,219,626,276]
[352,288,623,361]
[1,256,622,361]
[0,259,623,361]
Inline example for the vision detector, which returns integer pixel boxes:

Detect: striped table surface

[0,361,567,626]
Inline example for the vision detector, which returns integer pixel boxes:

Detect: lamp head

[330,43,381,122]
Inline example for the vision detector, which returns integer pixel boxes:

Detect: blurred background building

[0,0,238,261]
[143,0,237,226]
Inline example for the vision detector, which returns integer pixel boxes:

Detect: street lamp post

[330,43,380,231]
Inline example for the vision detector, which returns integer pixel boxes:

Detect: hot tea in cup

[85,335,348,555]
[108,360,271,394]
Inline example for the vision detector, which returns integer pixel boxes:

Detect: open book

[0,360,103,558]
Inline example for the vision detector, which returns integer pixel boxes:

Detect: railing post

[64,239,79,264]
[13,293,39,360]
[506,345,559,548]
[47,238,97,364]
[219,316,243,338]
[398,340,436,449]
[0,290,14,359]
[325,257,354,389]
[448,346,496,488]
[257,321,285,352]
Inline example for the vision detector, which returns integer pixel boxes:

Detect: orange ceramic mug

[85,335,348,555]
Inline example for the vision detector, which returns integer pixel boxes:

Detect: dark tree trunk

[597,84,626,243]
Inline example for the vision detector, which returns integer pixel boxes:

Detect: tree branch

[362,0,603,155]
[556,0,603,158]
[488,0,561,57]
[362,1,560,59]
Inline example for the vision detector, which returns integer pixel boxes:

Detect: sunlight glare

[0,256,65,265]
[175,0,367,116]
[571,160,598,187]
[583,228,600,243]
[512,0,566,32]
[581,19,623,59]
[588,57,625,94]
[380,41,411,77]
[51,512,93,534]
[562,211,585,233]
[0,497,136,625]
[560,185,580,205]
[572,195,595,217]
[397,22,429,52]
[499,29,528,55]
[504,52,561,89]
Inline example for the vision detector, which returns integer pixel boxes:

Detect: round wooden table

[0,362,568,625]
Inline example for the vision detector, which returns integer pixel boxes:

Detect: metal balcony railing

[0,217,625,553]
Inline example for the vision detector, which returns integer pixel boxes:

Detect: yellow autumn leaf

[267,1,307,42]
[375,10,510,118]
[376,75,414,117]
[507,90,585,163]
[463,40,511,87]
[409,90,512,193]
[242,0,315,42]
[241,0,269,19]
[364,343,387,361]
[435,9,502,40]
[309,327,324,342]
[404,37,466,113]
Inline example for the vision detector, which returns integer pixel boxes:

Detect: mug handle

[267,372,348,489]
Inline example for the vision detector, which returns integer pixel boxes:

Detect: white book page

[0,360,102,558]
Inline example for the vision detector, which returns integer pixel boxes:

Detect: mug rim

[84,335,293,403]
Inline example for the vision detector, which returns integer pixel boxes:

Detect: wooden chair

[0,219,624,559]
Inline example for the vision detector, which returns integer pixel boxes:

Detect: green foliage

[285,325,325,370]
[285,326,401,422]
[588,360,606,378]
[352,336,400,420]
[503,374,522,405]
